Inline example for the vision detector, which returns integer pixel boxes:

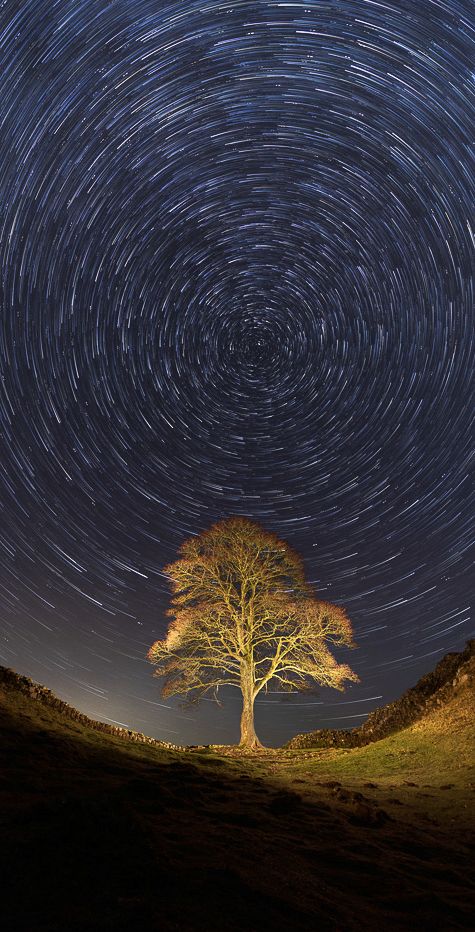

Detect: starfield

[0,1,473,929]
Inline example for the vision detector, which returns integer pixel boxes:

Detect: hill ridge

[286,638,475,750]
[0,664,181,751]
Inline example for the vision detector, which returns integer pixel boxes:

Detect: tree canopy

[148,517,358,748]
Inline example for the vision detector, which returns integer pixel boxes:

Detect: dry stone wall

[286,639,475,750]
[0,665,182,751]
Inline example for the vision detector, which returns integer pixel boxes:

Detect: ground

[0,667,474,931]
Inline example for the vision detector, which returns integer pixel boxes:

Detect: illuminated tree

[147,517,358,749]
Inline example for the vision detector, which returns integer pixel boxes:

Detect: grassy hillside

[1,654,474,931]
[286,638,475,750]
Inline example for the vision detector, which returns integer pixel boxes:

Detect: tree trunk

[239,687,262,749]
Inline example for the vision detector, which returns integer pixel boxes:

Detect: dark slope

[1,653,474,931]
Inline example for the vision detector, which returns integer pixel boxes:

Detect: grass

[1,672,474,931]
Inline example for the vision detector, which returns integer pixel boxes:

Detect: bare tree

[147,517,358,749]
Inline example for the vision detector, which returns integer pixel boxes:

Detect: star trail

[0,0,473,746]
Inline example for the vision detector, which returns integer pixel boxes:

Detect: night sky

[0,0,473,747]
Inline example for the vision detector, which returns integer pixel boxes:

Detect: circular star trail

[0,0,473,745]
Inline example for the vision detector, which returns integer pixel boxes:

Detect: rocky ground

[0,645,474,931]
